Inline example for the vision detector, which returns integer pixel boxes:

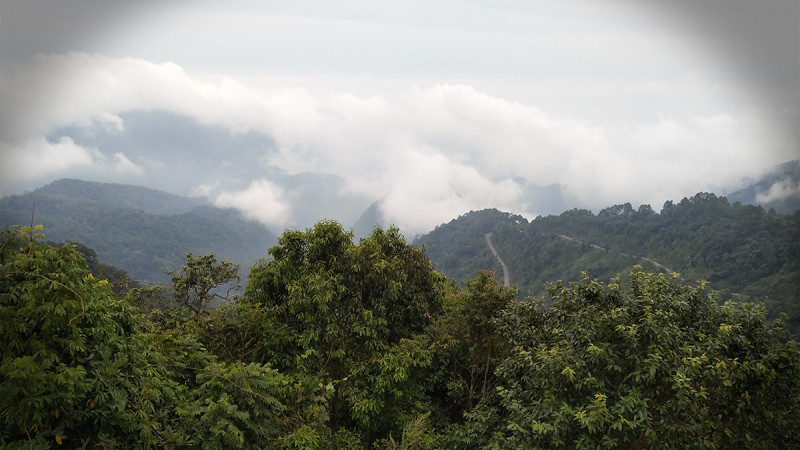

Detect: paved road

[485,233,510,286]
[556,234,675,273]
[482,230,675,289]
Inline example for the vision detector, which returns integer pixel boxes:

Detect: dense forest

[2,222,798,448]
[0,179,277,282]
[417,193,800,335]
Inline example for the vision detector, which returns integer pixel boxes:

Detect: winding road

[483,231,676,289]
[485,233,511,286]
[484,233,674,286]
[556,234,675,273]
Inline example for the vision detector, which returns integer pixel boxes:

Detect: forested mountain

[33,178,206,215]
[0,179,277,282]
[416,193,800,334]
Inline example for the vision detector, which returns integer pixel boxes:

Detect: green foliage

[0,227,328,448]
[418,194,800,335]
[374,412,443,449]
[63,240,138,296]
[168,252,241,313]
[3,221,797,448]
[0,179,277,282]
[461,268,800,449]
[0,226,184,447]
[431,270,516,414]
[242,221,446,442]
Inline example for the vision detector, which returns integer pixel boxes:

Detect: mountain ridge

[1,179,277,283]
[415,196,799,335]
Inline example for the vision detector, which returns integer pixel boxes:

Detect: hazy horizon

[2,0,798,234]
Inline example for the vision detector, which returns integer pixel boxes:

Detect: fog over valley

[1,0,798,235]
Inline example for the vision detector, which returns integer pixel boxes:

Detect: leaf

[55,435,63,445]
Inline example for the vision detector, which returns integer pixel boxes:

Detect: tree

[63,241,136,296]
[168,252,241,313]
[0,227,327,448]
[242,221,446,442]
[461,268,800,449]
[433,270,515,413]
[0,226,185,447]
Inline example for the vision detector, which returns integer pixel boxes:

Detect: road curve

[485,233,510,286]
[555,233,675,273]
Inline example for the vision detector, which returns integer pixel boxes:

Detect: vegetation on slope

[417,193,800,334]
[0,179,277,282]
[2,223,798,448]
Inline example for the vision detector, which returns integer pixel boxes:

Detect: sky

[1,0,798,235]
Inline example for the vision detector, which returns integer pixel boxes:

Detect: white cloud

[97,113,126,133]
[112,152,143,175]
[375,148,524,234]
[0,134,145,193]
[1,52,791,233]
[213,179,291,227]
[1,136,100,187]
[193,181,221,198]
[756,177,800,204]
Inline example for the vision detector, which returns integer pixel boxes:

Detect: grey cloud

[49,110,276,194]
[0,1,160,64]
[618,0,799,157]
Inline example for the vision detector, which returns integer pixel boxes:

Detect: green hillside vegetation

[416,193,800,335]
[62,241,140,297]
[34,178,206,215]
[2,224,798,448]
[0,180,277,282]
[415,209,521,284]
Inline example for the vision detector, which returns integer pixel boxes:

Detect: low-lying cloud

[1,52,793,234]
[756,177,800,204]
[214,179,291,227]
[1,134,143,187]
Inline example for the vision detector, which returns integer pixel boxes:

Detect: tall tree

[1,227,329,448]
[242,222,446,442]
[168,252,241,313]
[433,270,515,413]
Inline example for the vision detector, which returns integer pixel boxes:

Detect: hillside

[0,179,277,282]
[416,194,800,334]
[33,178,206,215]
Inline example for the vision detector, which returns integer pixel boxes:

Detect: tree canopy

[2,223,798,449]
[418,194,800,335]
[462,269,800,448]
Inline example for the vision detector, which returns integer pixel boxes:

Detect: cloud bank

[1,52,793,234]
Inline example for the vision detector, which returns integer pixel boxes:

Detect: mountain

[352,201,386,240]
[727,160,800,214]
[414,209,528,285]
[350,181,582,241]
[45,110,373,231]
[273,171,372,231]
[415,194,800,335]
[34,178,205,215]
[0,179,277,283]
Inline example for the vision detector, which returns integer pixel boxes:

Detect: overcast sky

[1,0,798,234]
